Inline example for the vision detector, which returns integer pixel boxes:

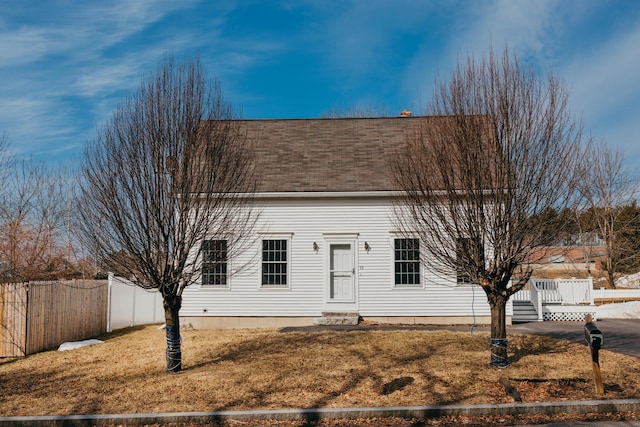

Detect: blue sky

[1,0,639,171]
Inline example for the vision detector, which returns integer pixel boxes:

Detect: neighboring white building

[180,116,509,328]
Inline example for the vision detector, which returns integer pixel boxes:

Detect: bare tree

[78,55,258,372]
[392,48,584,366]
[0,137,73,282]
[577,140,639,288]
[0,136,83,356]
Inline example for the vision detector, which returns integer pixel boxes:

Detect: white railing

[555,277,593,304]
[529,281,543,321]
[512,289,530,302]
[533,279,563,304]
[512,277,596,322]
[514,277,594,306]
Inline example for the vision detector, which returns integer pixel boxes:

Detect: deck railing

[529,281,544,321]
[513,277,594,306]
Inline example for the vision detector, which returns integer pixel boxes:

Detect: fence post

[23,283,29,356]
[107,273,113,333]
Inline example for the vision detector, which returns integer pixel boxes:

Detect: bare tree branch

[392,47,584,366]
[577,140,640,288]
[0,153,72,282]
[78,55,259,372]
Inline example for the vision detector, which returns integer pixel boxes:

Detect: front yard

[1,324,639,417]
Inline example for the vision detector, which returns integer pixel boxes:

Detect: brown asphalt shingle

[238,116,439,193]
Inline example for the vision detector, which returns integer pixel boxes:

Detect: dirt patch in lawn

[1,325,639,417]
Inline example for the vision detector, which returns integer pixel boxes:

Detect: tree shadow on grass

[508,333,579,364]
[97,324,159,340]
[185,331,434,425]
[379,376,415,395]
[3,325,608,422]
[185,328,587,414]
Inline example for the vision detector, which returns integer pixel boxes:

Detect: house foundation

[180,315,502,329]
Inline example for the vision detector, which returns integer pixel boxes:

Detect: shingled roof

[238,116,439,193]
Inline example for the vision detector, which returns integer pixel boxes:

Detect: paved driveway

[510,319,640,359]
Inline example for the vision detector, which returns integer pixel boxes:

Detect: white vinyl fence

[108,274,164,332]
[594,288,640,301]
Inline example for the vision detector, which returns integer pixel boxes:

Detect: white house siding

[180,194,511,325]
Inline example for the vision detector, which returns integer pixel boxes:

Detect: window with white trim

[202,239,228,287]
[394,238,420,286]
[262,239,288,286]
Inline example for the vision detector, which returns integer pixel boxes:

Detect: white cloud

[0,103,79,160]
[460,0,562,60]
[1,0,638,168]
[0,27,50,65]
[403,0,564,97]
[562,22,640,124]
[0,0,206,162]
[0,1,189,68]
[0,98,57,141]
[75,60,147,97]
[554,9,640,169]
[399,0,640,170]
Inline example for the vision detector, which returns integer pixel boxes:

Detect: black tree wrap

[489,338,510,367]
[165,326,182,372]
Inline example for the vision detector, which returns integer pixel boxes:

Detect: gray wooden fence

[0,280,108,357]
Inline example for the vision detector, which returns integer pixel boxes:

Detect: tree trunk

[163,294,182,373]
[607,268,616,289]
[488,293,510,367]
[605,238,616,289]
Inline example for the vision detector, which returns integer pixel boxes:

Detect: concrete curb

[2,399,640,426]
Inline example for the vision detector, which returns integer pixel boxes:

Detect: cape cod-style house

[180,116,509,328]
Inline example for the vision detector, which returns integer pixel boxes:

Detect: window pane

[202,239,228,286]
[262,239,288,286]
[394,238,420,286]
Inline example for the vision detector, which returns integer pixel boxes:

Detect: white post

[107,272,113,333]
[131,284,137,328]
[530,278,543,321]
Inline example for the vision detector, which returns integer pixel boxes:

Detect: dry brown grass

[1,325,639,417]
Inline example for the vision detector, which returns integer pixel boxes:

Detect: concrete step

[513,301,540,323]
[513,300,533,305]
[313,311,360,326]
[513,315,540,323]
[513,304,537,312]
[514,308,537,316]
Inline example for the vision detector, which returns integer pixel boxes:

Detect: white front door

[329,243,355,301]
